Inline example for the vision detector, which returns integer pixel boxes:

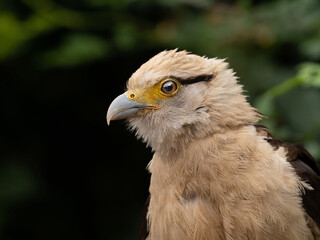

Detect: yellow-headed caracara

[107,50,320,240]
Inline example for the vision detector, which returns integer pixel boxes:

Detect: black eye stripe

[167,74,214,85]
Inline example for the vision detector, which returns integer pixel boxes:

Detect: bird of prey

[107,50,320,240]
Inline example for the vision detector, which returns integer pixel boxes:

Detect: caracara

[107,50,320,240]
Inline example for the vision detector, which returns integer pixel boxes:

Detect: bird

[106,49,320,240]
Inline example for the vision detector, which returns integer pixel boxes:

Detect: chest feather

[146,127,312,240]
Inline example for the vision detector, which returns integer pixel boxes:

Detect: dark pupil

[163,82,173,92]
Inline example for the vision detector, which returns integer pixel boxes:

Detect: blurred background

[0,0,319,239]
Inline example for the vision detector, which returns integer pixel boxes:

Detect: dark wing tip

[139,195,150,240]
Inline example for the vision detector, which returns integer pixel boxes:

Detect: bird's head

[107,50,260,153]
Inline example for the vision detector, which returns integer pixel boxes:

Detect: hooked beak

[106,93,146,125]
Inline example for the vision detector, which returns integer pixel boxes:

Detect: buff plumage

[107,49,320,240]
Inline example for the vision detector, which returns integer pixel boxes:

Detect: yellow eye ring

[160,79,180,95]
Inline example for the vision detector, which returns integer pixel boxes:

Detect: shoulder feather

[255,124,320,228]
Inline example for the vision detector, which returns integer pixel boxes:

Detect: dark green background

[0,0,319,239]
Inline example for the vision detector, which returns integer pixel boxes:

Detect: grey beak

[106,93,145,125]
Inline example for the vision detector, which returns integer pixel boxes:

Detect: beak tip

[106,111,113,125]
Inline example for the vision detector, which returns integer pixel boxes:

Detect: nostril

[130,93,135,99]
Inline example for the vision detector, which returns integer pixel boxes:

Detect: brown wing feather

[139,195,150,240]
[255,124,320,228]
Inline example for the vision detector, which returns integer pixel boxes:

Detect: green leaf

[40,33,109,68]
[296,62,320,87]
[0,13,28,60]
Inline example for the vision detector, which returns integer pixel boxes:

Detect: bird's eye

[161,80,178,95]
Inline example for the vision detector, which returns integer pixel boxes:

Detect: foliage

[255,62,320,158]
[0,0,319,239]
